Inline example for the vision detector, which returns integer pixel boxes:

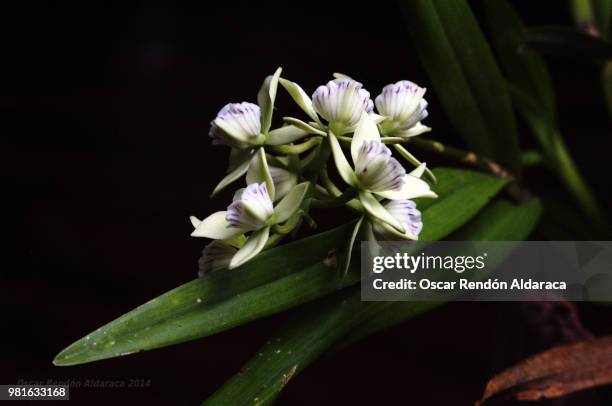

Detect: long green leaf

[54,168,507,366]
[523,26,612,59]
[484,0,556,117]
[401,0,521,174]
[203,199,541,405]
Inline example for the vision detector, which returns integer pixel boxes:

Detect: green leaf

[393,144,436,184]
[523,26,612,59]
[53,168,507,367]
[592,0,612,39]
[203,199,541,405]
[507,84,556,151]
[257,67,282,134]
[53,221,359,366]
[484,0,556,117]
[401,0,521,174]
[418,169,509,241]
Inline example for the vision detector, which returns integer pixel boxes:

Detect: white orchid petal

[354,141,405,192]
[266,125,310,145]
[210,102,262,147]
[273,182,309,224]
[312,78,373,131]
[257,67,282,133]
[226,183,274,230]
[212,155,251,197]
[190,216,201,228]
[198,240,237,276]
[328,131,357,186]
[279,78,319,122]
[395,123,431,138]
[359,191,405,233]
[375,175,437,200]
[191,211,246,239]
[372,200,422,241]
[229,226,270,269]
[369,112,387,124]
[246,148,275,201]
[409,162,427,178]
[351,112,381,164]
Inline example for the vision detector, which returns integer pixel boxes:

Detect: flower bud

[312,78,373,133]
[372,199,423,240]
[226,182,274,231]
[375,81,430,137]
[209,102,264,148]
[198,240,237,276]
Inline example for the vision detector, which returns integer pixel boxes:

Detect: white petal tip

[189,216,201,228]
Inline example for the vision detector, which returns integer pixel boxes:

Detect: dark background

[3,0,612,404]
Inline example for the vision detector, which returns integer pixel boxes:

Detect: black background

[3,1,612,404]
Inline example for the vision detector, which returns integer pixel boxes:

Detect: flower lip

[210,102,262,146]
[226,182,274,230]
[198,240,237,276]
[354,141,406,192]
[375,80,428,130]
[312,78,373,131]
[373,199,423,240]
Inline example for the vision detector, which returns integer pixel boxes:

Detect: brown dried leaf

[478,336,612,404]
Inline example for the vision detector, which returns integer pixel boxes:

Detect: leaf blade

[402,0,521,173]
[53,168,509,367]
[204,198,541,405]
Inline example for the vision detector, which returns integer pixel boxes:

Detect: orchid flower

[311,78,373,134]
[328,112,436,232]
[375,80,430,138]
[191,149,309,269]
[210,68,311,197]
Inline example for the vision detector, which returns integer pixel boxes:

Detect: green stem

[408,137,512,178]
[310,188,357,208]
[520,150,545,168]
[269,137,322,155]
[319,168,362,212]
[273,212,303,235]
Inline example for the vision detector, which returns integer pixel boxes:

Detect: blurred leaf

[484,0,556,116]
[203,199,541,405]
[478,336,612,404]
[592,0,612,39]
[602,61,612,118]
[507,85,556,151]
[401,0,521,174]
[523,26,612,59]
[53,168,508,367]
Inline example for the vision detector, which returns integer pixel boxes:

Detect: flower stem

[408,137,512,179]
[269,137,322,155]
[310,188,357,208]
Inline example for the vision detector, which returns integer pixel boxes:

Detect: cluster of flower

[190,68,436,276]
